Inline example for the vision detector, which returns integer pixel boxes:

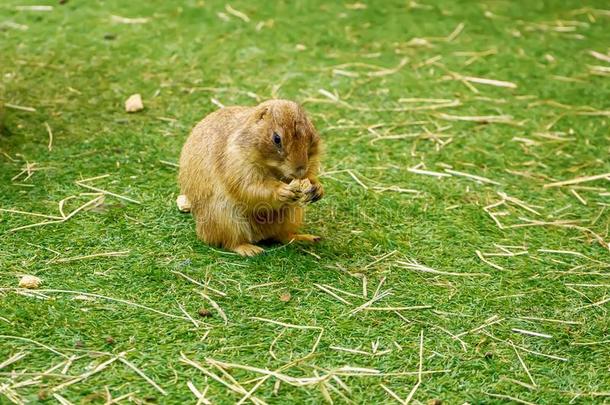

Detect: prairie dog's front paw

[276,181,303,204]
[301,180,324,204]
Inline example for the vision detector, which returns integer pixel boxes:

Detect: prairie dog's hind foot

[233,244,265,257]
[176,195,191,213]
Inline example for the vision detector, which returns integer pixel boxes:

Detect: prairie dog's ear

[255,106,269,121]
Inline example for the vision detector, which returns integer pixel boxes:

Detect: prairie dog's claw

[310,181,324,202]
[302,180,324,204]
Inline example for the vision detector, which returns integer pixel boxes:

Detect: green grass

[1,0,609,403]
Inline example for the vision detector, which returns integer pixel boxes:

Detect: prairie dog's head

[248,99,321,181]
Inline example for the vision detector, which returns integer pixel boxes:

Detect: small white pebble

[176,194,192,213]
[19,275,41,289]
[125,93,144,113]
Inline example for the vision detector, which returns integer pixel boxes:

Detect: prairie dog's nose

[294,165,307,179]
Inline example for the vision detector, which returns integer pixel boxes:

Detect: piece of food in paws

[291,178,312,205]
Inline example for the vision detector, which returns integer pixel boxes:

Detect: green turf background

[1,0,609,403]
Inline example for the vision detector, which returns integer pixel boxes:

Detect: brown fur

[178,99,324,256]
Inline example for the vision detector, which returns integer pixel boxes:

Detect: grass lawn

[1,0,610,403]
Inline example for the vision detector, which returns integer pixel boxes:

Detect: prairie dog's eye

[272,132,282,147]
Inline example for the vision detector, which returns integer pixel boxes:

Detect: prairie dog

[178,99,324,256]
